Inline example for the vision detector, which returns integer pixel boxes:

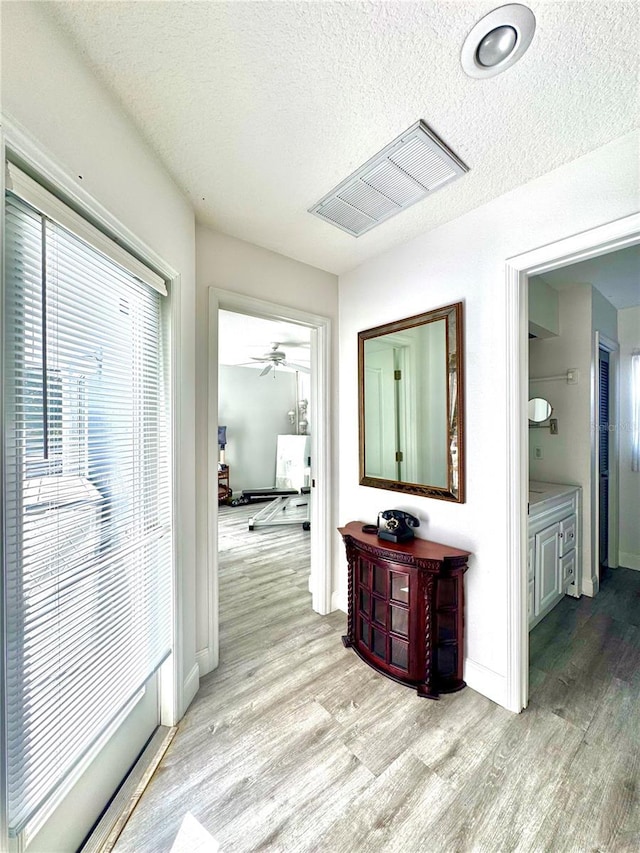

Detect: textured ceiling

[46,1,640,275]
[535,245,640,310]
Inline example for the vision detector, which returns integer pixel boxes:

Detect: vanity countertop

[529,480,580,510]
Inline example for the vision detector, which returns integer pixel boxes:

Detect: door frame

[205,288,333,671]
[504,211,640,713]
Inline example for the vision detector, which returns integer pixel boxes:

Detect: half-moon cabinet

[339,522,470,698]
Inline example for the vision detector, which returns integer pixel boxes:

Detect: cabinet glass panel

[438,611,455,642]
[437,645,456,678]
[373,565,386,595]
[390,605,408,637]
[359,561,370,587]
[373,599,387,627]
[372,628,386,661]
[359,618,370,650]
[359,589,370,616]
[390,638,409,671]
[390,572,409,604]
[436,577,457,608]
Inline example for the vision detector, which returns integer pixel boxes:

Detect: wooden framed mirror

[358,301,464,503]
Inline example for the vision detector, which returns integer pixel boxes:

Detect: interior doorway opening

[504,213,640,713]
[205,289,332,676]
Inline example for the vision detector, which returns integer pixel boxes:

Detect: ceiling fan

[249,342,310,377]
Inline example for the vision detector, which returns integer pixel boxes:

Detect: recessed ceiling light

[461,4,536,78]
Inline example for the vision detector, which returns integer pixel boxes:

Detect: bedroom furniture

[218,466,231,505]
[528,482,581,630]
[339,521,470,698]
[247,487,310,531]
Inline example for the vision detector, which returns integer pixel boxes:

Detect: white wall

[1,3,198,715]
[618,306,640,569]
[529,286,594,588]
[338,131,639,709]
[195,226,338,658]
[219,365,297,493]
[592,288,618,343]
[529,276,560,338]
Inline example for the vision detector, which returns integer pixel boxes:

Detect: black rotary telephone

[377,509,420,543]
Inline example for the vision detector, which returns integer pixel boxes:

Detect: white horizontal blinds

[4,188,172,834]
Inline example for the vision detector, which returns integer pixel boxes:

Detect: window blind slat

[3,189,172,835]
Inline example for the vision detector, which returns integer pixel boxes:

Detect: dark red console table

[339,521,470,698]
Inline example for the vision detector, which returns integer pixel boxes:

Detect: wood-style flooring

[113,510,640,853]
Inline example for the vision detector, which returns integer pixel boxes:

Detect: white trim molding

[463,660,509,709]
[505,212,640,713]
[202,289,333,678]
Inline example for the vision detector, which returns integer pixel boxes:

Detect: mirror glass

[528,397,552,423]
[358,302,464,503]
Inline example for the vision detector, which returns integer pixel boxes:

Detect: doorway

[205,289,332,675]
[504,212,640,713]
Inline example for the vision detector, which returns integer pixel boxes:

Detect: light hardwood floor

[112,508,640,853]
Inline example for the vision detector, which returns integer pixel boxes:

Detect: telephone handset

[377,509,420,543]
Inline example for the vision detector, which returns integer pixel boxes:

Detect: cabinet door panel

[390,571,410,603]
[390,638,409,671]
[371,627,386,660]
[390,605,409,637]
[535,522,561,614]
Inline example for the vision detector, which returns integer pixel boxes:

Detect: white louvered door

[3,168,173,852]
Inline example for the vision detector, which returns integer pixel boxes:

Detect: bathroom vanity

[528,481,581,630]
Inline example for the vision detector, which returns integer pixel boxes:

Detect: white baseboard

[331,589,347,613]
[619,551,640,571]
[582,574,600,597]
[183,663,200,712]
[195,646,218,678]
[464,658,512,712]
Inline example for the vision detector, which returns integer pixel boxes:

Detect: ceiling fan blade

[250,356,267,362]
[260,364,273,377]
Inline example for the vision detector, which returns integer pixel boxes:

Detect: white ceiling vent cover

[309,120,468,237]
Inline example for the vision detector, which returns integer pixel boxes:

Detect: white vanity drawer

[560,550,576,588]
[559,514,577,557]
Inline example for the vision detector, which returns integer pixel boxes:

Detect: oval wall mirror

[528,397,552,423]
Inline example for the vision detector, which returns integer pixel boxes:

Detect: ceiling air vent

[309,120,468,237]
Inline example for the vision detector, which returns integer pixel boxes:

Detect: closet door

[598,347,610,567]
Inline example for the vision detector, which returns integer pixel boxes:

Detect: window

[3,166,172,835]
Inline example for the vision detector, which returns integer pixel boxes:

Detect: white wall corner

[183,663,200,712]
[619,552,640,571]
[331,589,347,614]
